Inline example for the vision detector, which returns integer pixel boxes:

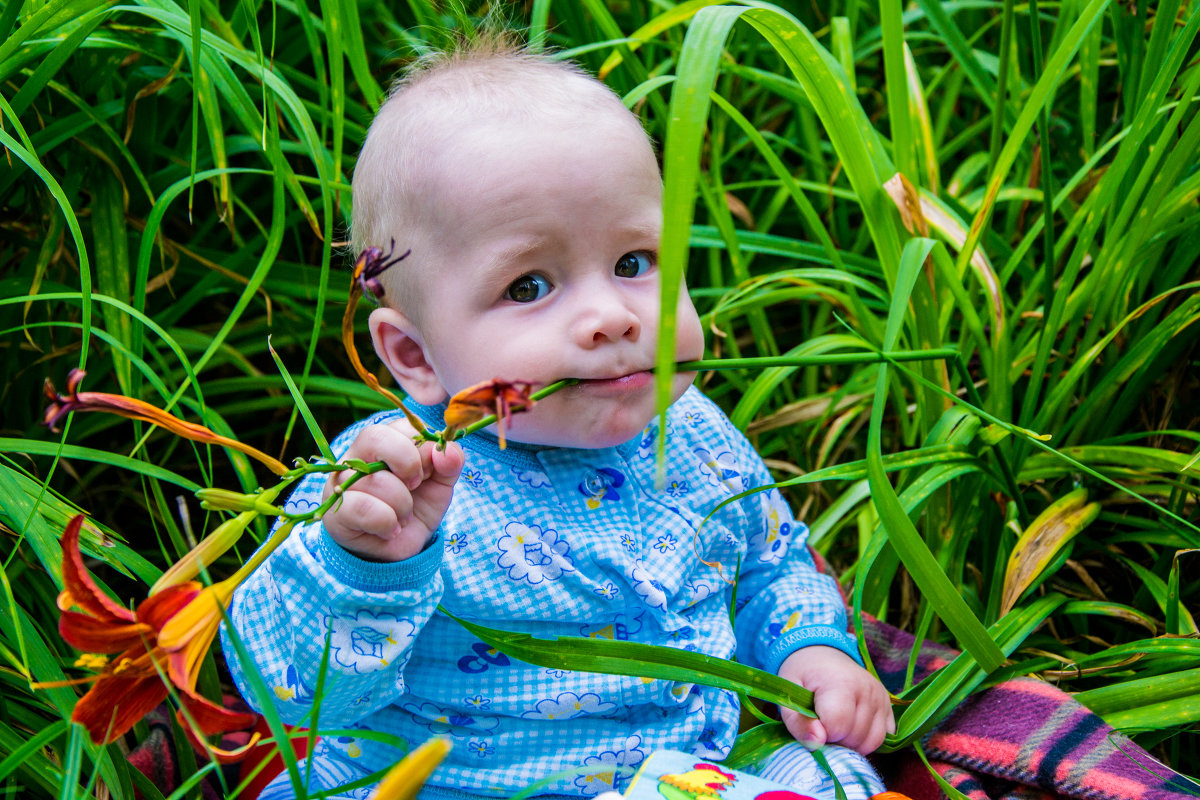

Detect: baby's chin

[498,373,695,450]
[498,416,652,450]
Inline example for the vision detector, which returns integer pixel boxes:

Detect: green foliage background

[1,0,1199,796]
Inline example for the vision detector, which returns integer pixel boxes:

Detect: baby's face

[391,112,704,448]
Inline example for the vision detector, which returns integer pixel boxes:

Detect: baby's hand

[777,645,895,754]
[322,419,464,562]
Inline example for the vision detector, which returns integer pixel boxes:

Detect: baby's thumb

[431,441,465,484]
[781,707,827,751]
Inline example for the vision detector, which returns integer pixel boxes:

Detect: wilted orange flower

[443,379,537,449]
[50,515,258,758]
[343,246,411,410]
[43,369,288,475]
[353,240,411,301]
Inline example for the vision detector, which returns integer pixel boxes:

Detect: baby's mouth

[571,371,654,393]
[551,363,699,392]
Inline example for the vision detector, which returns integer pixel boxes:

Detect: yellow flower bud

[150,512,256,594]
[195,488,260,512]
[369,738,451,800]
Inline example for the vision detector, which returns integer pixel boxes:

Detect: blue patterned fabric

[221,387,867,800]
[755,743,883,800]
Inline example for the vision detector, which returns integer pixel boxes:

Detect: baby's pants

[753,742,884,800]
[255,739,884,800]
[256,740,374,800]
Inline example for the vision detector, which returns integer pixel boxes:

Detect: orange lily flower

[43,369,288,475]
[442,379,537,449]
[52,515,258,758]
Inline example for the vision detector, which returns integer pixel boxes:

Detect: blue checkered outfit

[222,387,882,800]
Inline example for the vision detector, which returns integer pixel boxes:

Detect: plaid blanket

[127,617,1198,799]
[862,616,1199,800]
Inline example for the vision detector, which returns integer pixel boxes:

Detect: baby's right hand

[322,419,465,562]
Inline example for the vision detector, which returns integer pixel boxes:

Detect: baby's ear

[368,307,448,406]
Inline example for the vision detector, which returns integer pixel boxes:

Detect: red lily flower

[43,369,288,475]
[442,379,537,449]
[52,515,258,758]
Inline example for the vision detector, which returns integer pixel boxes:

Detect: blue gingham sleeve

[718,418,862,673]
[220,411,445,727]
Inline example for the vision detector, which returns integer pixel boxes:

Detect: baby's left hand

[777,645,895,754]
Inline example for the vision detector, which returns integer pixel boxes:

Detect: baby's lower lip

[575,371,653,393]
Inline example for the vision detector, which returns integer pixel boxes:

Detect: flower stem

[677,349,958,371]
[229,519,299,585]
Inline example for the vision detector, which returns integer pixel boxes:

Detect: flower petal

[59,610,151,654]
[182,726,263,764]
[158,582,233,690]
[72,673,168,744]
[66,367,86,395]
[176,690,260,764]
[45,372,289,474]
[138,581,203,630]
[443,379,536,445]
[59,515,136,623]
[157,582,231,652]
[178,687,257,736]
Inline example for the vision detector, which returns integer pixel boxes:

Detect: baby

[223,35,893,800]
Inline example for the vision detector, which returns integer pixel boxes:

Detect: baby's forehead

[388,56,635,132]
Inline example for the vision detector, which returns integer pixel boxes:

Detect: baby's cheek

[674,300,705,360]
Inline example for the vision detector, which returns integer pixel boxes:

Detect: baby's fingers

[336,469,414,525]
[409,441,463,532]
[428,441,465,486]
[780,707,827,751]
[327,422,424,491]
[327,486,408,541]
[818,685,893,754]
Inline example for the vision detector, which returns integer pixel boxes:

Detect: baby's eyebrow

[490,238,550,268]
[478,238,551,284]
[611,220,662,248]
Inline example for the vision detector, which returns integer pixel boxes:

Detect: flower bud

[369,737,451,800]
[195,488,260,512]
[150,511,256,594]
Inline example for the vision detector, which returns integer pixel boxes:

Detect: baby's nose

[575,295,641,346]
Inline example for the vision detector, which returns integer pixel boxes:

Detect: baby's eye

[505,273,552,303]
[614,251,654,278]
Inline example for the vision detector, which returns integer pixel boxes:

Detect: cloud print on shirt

[496,522,575,585]
[575,734,646,795]
[401,700,501,738]
[629,562,668,610]
[521,691,617,720]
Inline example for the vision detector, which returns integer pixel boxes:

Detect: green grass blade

[880,0,917,183]
[0,129,93,365]
[268,337,334,463]
[867,238,1004,670]
[442,607,818,717]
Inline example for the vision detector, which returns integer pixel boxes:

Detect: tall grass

[1,0,1198,796]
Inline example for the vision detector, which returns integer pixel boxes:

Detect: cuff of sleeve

[764,625,863,673]
[316,527,443,592]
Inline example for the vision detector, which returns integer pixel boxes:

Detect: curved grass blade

[441,607,817,717]
[268,336,334,465]
[865,238,1004,670]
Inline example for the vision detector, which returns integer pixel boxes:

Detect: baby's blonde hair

[350,31,650,311]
